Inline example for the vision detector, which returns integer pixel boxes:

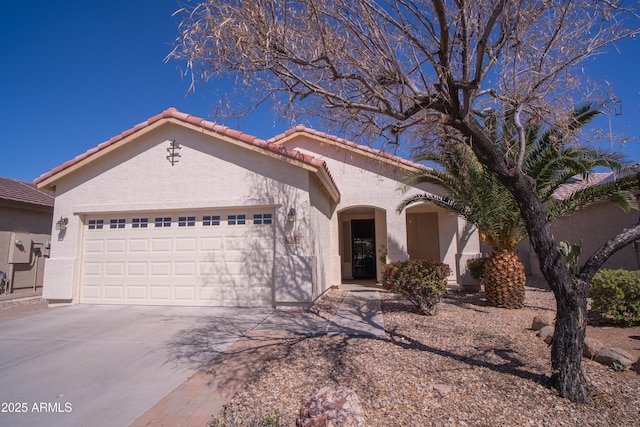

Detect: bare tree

[170,0,640,402]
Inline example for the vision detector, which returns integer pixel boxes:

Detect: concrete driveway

[0,304,272,427]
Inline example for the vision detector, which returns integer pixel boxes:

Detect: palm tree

[398,106,638,309]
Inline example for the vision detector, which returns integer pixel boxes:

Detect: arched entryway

[338,206,387,281]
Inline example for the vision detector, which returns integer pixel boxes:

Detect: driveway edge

[130,329,291,427]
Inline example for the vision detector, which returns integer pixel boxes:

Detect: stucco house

[35,108,481,307]
[0,176,54,297]
[525,172,640,275]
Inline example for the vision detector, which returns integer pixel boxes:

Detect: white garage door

[80,209,275,306]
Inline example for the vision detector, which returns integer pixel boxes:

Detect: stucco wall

[282,136,480,282]
[0,232,49,294]
[43,122,319,304]
[0,205,53,234]
[307,173,335,297]
[524,201,639,275]
[0,205,52,294]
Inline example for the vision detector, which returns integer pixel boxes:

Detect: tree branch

[578,222,640,283]
[513,104,527,170]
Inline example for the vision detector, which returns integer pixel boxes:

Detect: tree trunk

[460,117,591,401]
[549,277,590,402]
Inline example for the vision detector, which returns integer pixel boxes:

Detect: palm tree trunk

[483,250,526,309]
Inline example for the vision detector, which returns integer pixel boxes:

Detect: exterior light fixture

[55,217,68,231]
[287,208,296,223]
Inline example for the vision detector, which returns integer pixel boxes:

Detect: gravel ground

[211,282,640,427]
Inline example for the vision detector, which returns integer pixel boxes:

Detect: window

[88,219,104,230]
[203,215,220,226]
[109,219,125,229]
[155,217,172,228]
[253,213,273,225]
[132,218,148,228]
[178,216,196,227]
[228,214,246,225]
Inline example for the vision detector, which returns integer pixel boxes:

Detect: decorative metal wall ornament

[166,140,181,165]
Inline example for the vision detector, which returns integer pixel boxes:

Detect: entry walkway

[327,290,385,336]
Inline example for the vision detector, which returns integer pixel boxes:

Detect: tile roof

[0,176,54,207]
[33,108,337,194]
[267,124,427,171]
[552,172,615,201]
[31,106,629,206]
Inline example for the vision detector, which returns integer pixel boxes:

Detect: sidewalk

[327,291,386,336]
[130,289,385,426]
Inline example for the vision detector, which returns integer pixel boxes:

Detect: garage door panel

[127,262,147,276]
[84,240,104,253]
[104,285,125,300]
[126,286,147,301]
[128,239,148,252]
[82,285,102,300]
[175,262,196,276]
[105,262,125,276]
[150,286,171,301]
[81,210,274,306]
[106,240,126,253]
[151,238,172,252]
[150,262,171,276]
[176,238,197,252]
[251,287,272,303]
[201,237,222,251]
[174,287,196,301]
[83,263,102,276]
[225,236,248,252]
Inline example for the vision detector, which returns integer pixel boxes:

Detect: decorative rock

[433,384,453,396]
[297,386,366,427]
[537,326,554,344]
[531,315,552,331]
[582,338,602,360]
[594,347,636,371]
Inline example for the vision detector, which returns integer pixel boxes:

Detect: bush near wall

[382,259,451,315]
[589,269,640,326]
[467,257,487,281]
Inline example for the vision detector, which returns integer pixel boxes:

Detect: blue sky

[1,1,639,182]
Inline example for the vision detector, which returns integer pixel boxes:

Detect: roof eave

[271,129,426,174]
[34,115,341,202]
[35,118,170,190]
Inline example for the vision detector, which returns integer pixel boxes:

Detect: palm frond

[396,193,472,218]
[399,104,634,255]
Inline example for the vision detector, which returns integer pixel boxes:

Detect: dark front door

[352,219,376,279]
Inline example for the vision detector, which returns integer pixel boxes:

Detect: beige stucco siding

[43,123,318,305]
[307,174,335,298]
[528,202,639,274]
[0,205,52,294]
[280,135,481,283]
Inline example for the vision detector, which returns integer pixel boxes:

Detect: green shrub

[588,269,640,326]
[382,259,451,315]
[467,257,487,281]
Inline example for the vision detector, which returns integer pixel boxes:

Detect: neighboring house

[0,176,54,297]
[34,108,481,307]
[516,172,639,276]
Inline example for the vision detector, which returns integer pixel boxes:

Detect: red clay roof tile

[267,124,427,171]
[33,108,339,195]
